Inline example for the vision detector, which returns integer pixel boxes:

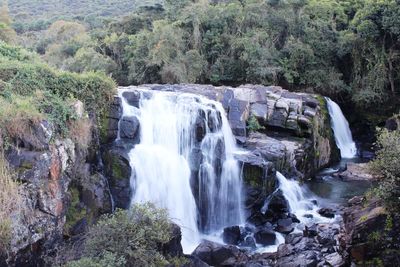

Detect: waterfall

[276,172,331,223]
[119,89,244,253]
[325,97,357,158]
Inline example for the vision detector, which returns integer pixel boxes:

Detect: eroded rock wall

[3,114,112,266]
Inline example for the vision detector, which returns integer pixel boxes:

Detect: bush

[370,128,400,211]
[66,204,173,267]
[247,115,265,133]
[0,93,44,147]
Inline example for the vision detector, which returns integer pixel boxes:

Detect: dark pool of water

[305,158,374,206]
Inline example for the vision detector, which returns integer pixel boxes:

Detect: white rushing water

[119,89,244,253]
[325,97,357,158]
[276,172,331,224]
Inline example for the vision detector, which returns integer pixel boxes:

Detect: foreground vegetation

[370,127,400,212]
[65,204,183,267]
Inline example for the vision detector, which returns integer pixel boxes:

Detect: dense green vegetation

[371,127,400,212]
[7,0,161,33]
[65,204,183,267]
[0,41,116,148]
[4,0,399,117]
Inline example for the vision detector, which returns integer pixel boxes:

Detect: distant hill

[5,0,163,32]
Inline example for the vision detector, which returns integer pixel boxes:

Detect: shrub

[67,117,92,149]
[66,204,173,267]
[370,128,400,211]
[247,115,265,133]
[0,94,45,147]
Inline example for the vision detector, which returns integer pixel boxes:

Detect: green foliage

[67,204,174,267]
[4,0,400,119]
[370,128,400,212]
[8,0,162,32]
[65,252,126,267]
[247,115,265,133]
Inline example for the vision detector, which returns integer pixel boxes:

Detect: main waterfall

[119,89,244,253]
[325,97,357,158]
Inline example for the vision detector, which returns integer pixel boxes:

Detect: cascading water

[325,97,357,158]
[276,172,332,224]
[118,89,244,253]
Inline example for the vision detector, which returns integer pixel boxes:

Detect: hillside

[6,0,162,31]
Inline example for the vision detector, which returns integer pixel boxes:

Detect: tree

[351,0,400,107]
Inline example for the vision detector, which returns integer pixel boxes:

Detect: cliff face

[1,107,112,266]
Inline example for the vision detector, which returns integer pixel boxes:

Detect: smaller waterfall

[325,97,357,158]
[276,172,331,223]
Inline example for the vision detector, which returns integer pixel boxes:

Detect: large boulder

[223,226,241,245]
[161,223,183,258]
[192,240,248,266]
[267,189,290,214]
[254,228,276,246]
[119,116,140,143]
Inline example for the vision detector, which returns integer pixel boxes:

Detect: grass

[0,153,21,255]
[0,94,45,147]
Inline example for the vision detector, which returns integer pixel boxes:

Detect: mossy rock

[64,186,87,236]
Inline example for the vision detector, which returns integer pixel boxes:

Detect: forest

[2,0,400,113]
[1,0,400,266]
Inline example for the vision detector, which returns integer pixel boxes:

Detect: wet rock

[318,208,335,218]
[195,110,207,142]
[207,110,222,132]
[304,224,318,237]
[267,189,289,214]
[223,226,242,245]
[192,240,247,266]
[101,96,122,144]
[254,228,276,246]
[240,236,257,249]
[288,213,300,223]
[119,116,140,142]
[275,218,295,234]
[228,98,250,137]
[101,145,133,209]
[285,232,303,245]
[122,90,141,108]
[162,223,183,258]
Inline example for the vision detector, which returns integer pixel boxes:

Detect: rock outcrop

[3,115,112,265]
[113,84,339,180]
[343,196,400,266]
[105,84,340,227]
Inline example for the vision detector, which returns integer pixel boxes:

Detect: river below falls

[306,158,374,207]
